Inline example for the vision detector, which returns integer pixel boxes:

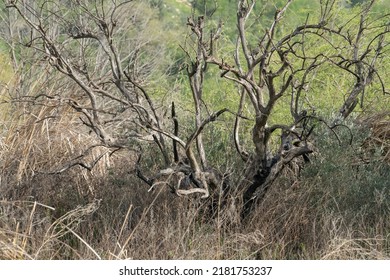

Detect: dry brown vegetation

[0,105,389,259]
[1,0,389,260]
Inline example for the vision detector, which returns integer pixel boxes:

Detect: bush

[243,120,390,259]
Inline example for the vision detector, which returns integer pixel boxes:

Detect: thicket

[0,0,389,259]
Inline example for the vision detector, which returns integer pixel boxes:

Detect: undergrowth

[0,89,389,259]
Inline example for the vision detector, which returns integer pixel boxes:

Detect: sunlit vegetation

[0,0,389,260]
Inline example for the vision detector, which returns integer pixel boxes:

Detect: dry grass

[0,71,389,259]
[1,171,389,260]
[2,170,389,260]
[359,112,390,163]
[0,199,101,259]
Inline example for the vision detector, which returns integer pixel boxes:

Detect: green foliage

[302,126,390,227]
[191,0,218,17]
[0,53,13,84]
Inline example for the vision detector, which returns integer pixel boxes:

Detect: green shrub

[302,124,390,228]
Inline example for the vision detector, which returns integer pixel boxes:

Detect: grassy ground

[0,104,389,259]
[0,0,389,260]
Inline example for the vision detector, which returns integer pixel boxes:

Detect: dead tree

[3,0,224,199]
[180,0,388,217]
[4,0,388,218]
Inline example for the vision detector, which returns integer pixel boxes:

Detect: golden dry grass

[359,112,390,163]
[0,71,389,260]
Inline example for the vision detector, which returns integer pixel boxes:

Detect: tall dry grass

[1,66,390,259]
[2,163,389,260]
